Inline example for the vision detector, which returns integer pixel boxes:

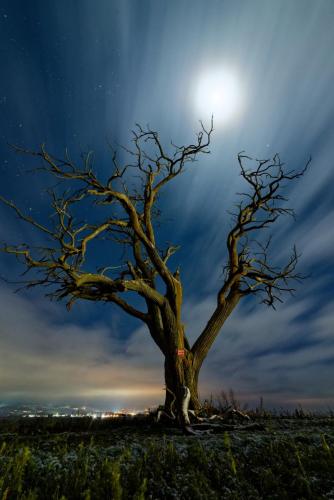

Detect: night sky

[0,0,333,411]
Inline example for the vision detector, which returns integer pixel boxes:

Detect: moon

[193,69,242,125]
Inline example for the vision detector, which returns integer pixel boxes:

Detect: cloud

[0,271,333,411]
[0,284,164,409]
[0,0,333,413]
[190,290,334,409]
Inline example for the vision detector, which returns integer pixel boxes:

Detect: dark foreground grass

[0,416,334,499]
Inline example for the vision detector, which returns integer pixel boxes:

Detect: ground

[0,414,333,499]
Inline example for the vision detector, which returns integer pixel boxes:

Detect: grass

[0,402,334,499]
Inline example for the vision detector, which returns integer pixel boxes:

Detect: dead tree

[0,121,310,427]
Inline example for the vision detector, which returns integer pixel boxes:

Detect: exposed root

[154,386,255,435]
[156,387,176,423]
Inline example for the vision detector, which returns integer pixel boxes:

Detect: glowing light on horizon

[82,387,162,398]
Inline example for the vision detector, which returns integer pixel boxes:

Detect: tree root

[153,386,259,435]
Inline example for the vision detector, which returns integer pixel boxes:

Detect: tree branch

[218,153,310,306]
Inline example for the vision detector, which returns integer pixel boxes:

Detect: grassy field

[0,412,333,499]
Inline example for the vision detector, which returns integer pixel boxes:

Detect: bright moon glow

[193,69,242,125]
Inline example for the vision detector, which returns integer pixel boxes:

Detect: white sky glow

[193,68,242,125]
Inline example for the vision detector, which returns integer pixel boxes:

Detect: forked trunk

[156,291,239,427]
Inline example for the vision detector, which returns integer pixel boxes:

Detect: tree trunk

[163,352,201,424]
[161,294,241,426]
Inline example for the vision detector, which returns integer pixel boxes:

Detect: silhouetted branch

[1,124,212,329]
[218,153,310,307]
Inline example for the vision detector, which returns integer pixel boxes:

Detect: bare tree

[0,122,310,427]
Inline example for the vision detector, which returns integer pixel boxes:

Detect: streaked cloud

[0,0,333,410]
